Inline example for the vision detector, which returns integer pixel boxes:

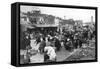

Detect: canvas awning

[35,24,58,27]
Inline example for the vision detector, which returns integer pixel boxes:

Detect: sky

[20,6,95,23]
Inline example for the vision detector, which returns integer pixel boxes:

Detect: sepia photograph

[19,5,96,64]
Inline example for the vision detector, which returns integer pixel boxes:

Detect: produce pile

[65,40,95,61]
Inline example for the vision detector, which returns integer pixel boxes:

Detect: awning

[35,24,58,27]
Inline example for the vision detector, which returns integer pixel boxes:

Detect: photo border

[16,2,98,67]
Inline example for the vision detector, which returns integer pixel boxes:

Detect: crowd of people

[20,25,95,64]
